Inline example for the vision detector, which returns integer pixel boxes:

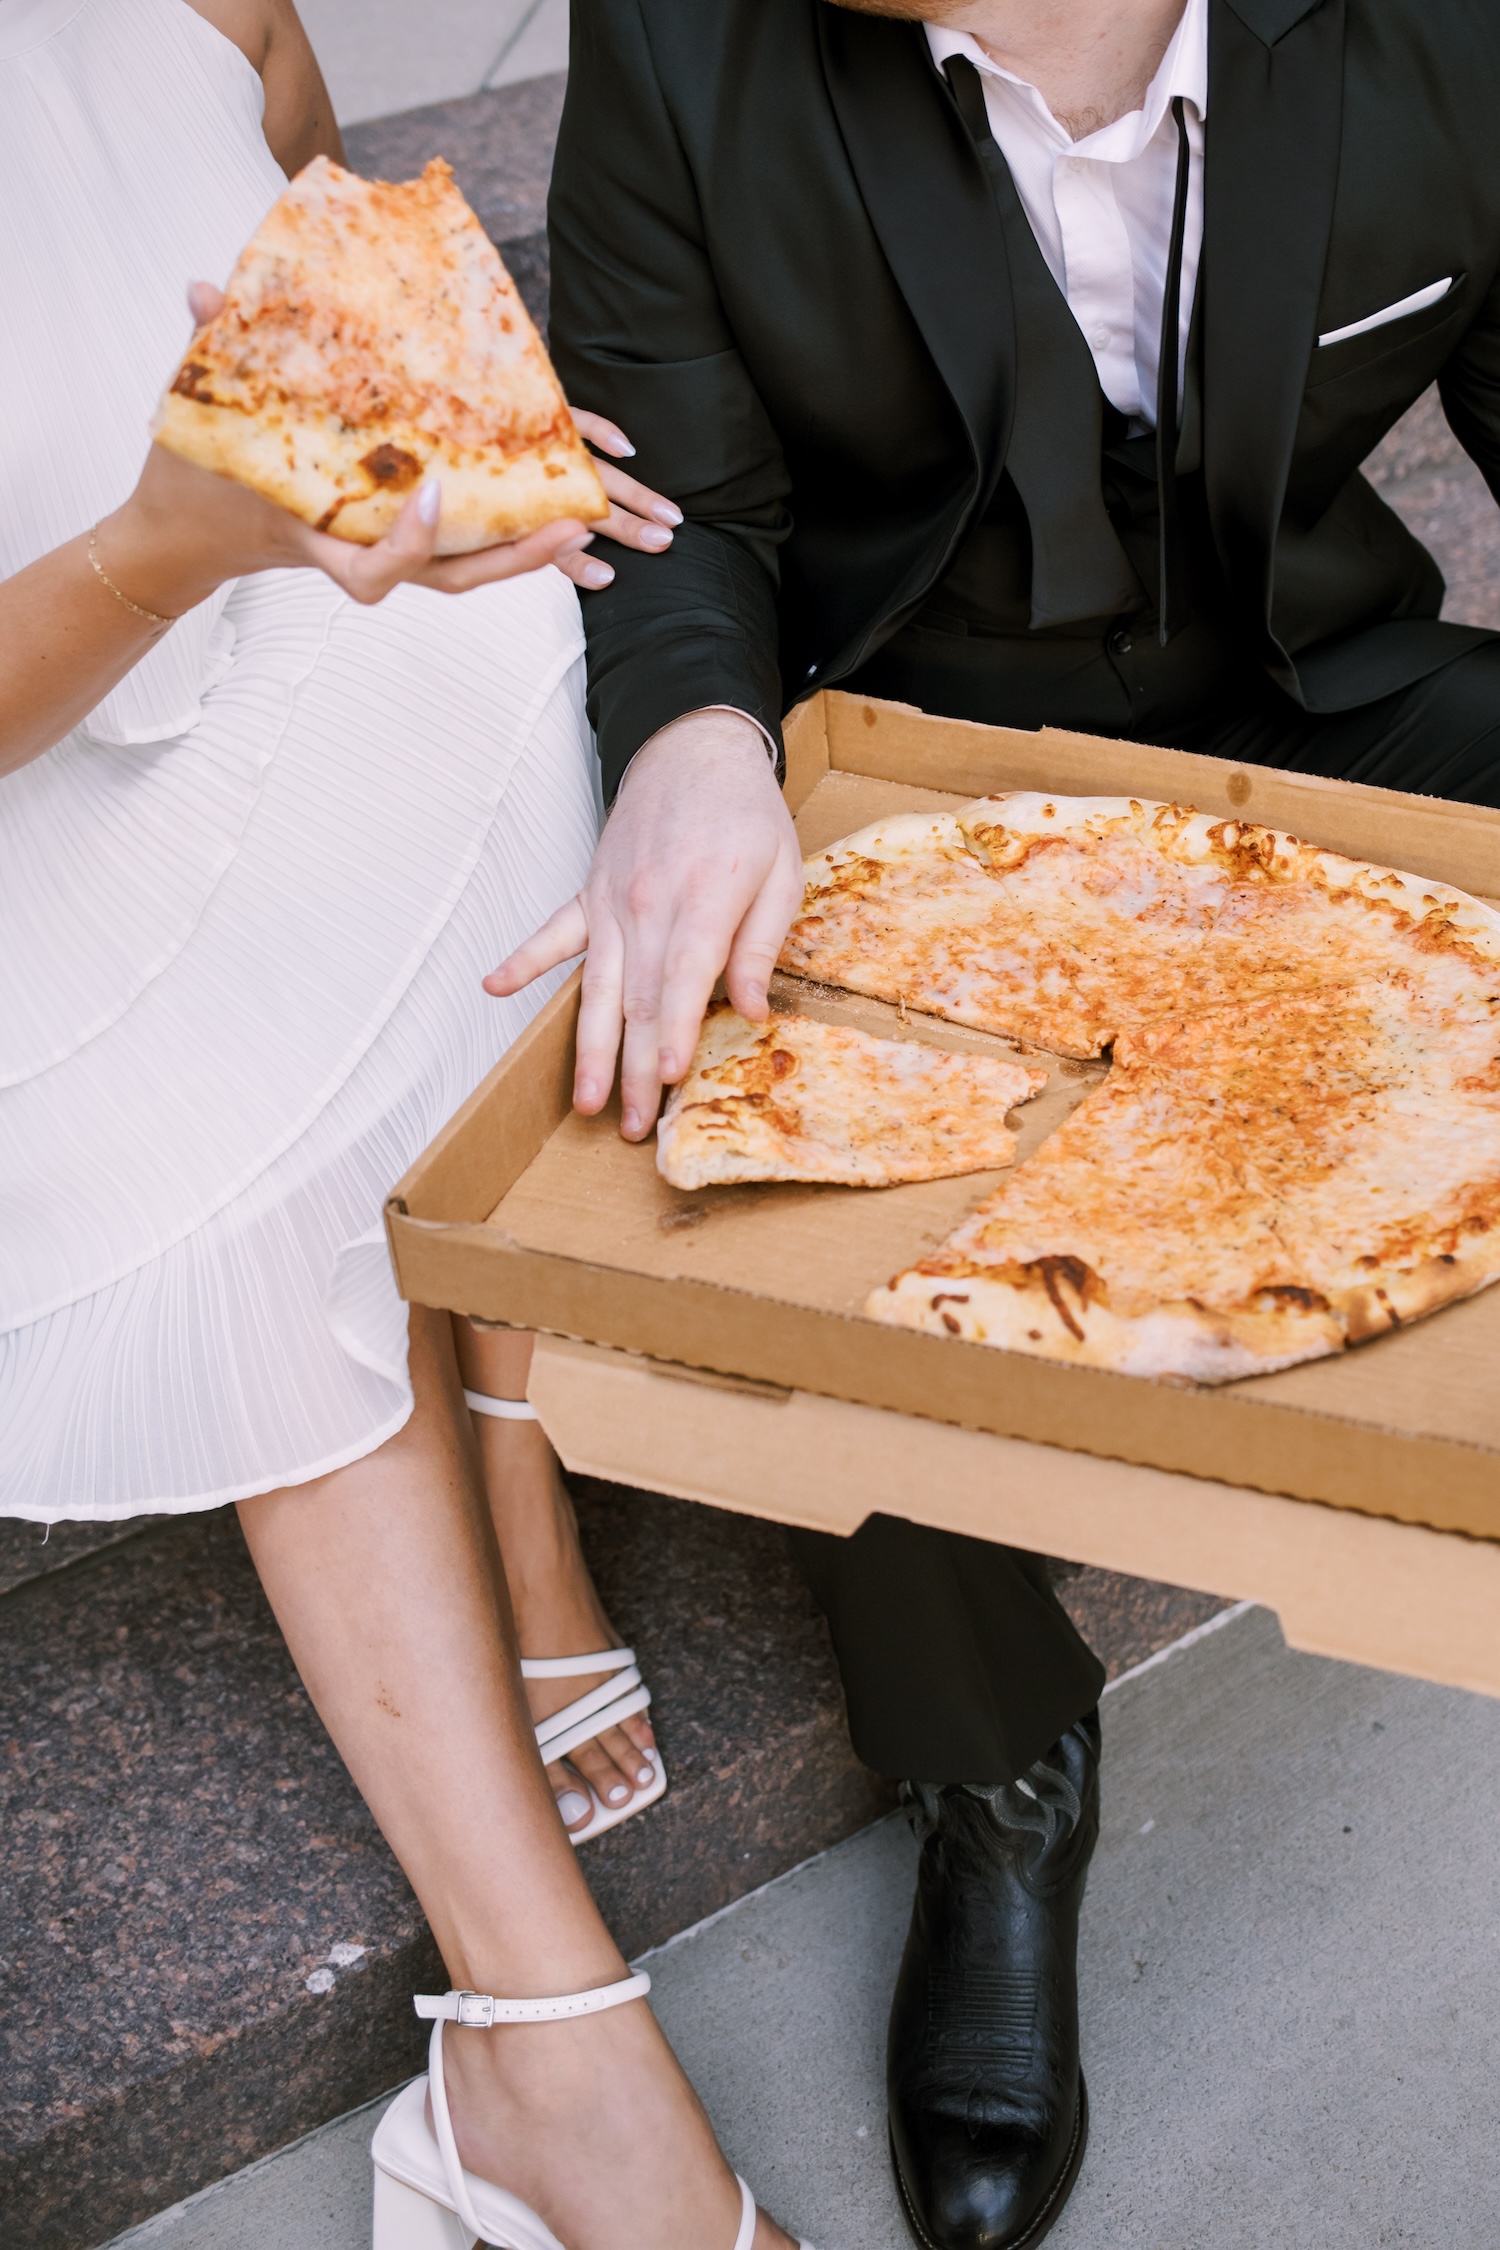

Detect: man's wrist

[616,707,780,799]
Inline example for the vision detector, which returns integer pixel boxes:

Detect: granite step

[0,1478,1221,2250]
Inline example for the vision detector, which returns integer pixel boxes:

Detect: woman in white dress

[0,2,806,2245]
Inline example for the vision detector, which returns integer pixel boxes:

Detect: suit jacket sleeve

[548,0,793,800]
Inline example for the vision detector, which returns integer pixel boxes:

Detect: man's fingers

[723,853,807,1022]
[573,912,628,1114]
[615,904,675,1134]
[654,895,745,1083]
[618,1000,668,1138]
[483,896,590,997]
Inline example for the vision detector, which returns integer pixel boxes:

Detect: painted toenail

[606,1784,630,1803]
[637,1765,654,1784]
[558,1789,591,1824]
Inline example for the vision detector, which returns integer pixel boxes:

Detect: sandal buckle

[454,1989,497,2028]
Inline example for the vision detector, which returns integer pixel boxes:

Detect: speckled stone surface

[0,1515,164,1599]
[343,74,563,328]
[0,1484,889,2249]
[1366,386,1500,629]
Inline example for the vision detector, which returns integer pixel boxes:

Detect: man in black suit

[491,0,1500,2240]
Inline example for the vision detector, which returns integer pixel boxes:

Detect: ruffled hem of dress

[0,1398,413,1524]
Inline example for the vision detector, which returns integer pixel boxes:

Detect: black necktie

[1155,95,1192,643]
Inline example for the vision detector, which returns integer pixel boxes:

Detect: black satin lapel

[816,6,1012,482]
[1202,0,1345,631]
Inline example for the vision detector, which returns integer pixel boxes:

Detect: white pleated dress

[0,0,601,1519]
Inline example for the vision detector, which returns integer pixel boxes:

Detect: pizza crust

[656,1004,1046,1190]
[153,156,607,552]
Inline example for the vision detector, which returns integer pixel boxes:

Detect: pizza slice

[153,156,607,551]
[866,980,1500,1381]
[656,1004,1047,1191]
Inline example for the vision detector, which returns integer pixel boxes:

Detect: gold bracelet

[86,525,179,627]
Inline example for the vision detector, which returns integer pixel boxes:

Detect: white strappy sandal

[369,1974,798,2250]
[465,1390,668,1846]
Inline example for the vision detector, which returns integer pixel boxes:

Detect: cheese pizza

[867,979,1500,1380]
[775,792,1500,1381]
[153,156,607,551]
[781,792,1498,1057]
[656,1004,1046,1190]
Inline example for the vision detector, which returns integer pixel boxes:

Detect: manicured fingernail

[606,1784,630,1804]
[622,1107,640,1136]
[638,525,673,551]
[637,1764,654,1784]
[417,478,441,526]
[559,531,593,556]
[557,1789,591,1824]
[601,428,635,457]
[651,501,683,526]
[580,559,615,586]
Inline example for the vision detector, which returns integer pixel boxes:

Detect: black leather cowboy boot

[887,1713,1101,2250]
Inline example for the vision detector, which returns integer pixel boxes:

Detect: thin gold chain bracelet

[87,525,179,627]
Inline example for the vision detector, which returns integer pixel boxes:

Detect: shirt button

[1108,627,1133,657]
[1092,328,1111,351]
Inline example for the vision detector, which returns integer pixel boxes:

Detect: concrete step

[0,1474,1221,2250]
[108,1600,1500,2250]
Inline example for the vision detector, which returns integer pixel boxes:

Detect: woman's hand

[106,281,609,615]
[119,288,681,610]
[556,410,683,594]
[1,282,685,779]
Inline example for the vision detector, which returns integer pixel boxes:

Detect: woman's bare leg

[454,1320,657,1831]
[239,1308,790,2250]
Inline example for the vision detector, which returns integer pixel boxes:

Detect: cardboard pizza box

[385,691,1500,1697]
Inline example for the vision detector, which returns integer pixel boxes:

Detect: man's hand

[485,711,805,1138]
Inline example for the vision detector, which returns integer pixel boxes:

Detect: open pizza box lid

[386,692,1500,1697]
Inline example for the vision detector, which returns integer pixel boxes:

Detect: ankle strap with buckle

[414,1971,650,2027]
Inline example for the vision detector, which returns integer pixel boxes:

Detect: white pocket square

[1317,277,1454,349]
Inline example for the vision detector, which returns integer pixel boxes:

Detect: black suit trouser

[799,617,1500,1787]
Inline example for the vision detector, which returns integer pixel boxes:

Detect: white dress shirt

[925,0,1207,429]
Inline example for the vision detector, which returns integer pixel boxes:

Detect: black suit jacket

[548,0,1500,797]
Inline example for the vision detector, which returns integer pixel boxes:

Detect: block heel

[372,2163,473,2250]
